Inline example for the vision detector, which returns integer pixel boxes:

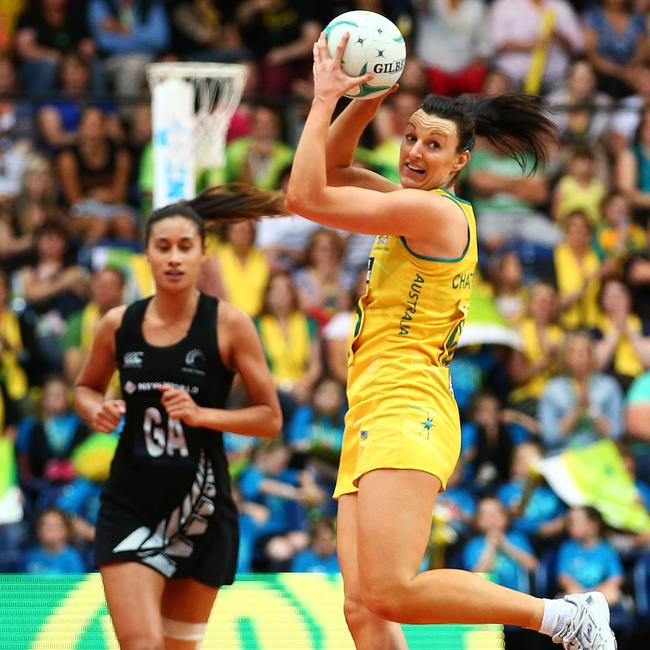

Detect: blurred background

[1,1,650,648]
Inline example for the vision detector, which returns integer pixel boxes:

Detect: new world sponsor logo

[124,381,199,395]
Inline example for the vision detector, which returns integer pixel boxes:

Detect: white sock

[538,598,578,637]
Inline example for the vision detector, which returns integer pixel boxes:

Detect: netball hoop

[146,62,247,208]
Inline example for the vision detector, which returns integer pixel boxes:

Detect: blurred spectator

[616,107,650,220]
[211,220,269,317]
[592,276,650,390]
[63,266,125,387]
[56,106,135,243]
[0,270,29,404]
[288,376,345,490]
[55,475,103,553]
[583,0,645,100]
[15,0,99,95]
[0,0,26,57]
[557,506,624,605]
[256,208,320,272]
[623,217,650,324]
[291,518,339,573]
[223,105,294,190]
[596,191,647,262]
[293,229,353,326]
[0,55,34,141]
[461,391,517,490]
[232,484,270,573]
[545,59,612,148]
[18,220,89,374]
[436,461,477,541]
[414,0,489,96]
[488,0,584,93]
[20,507,84,573]
[322,269,366,385]
[36,53,121,151]
[490,251,528,326]
[0,154,62,273]
[255,271,322,428]
[16,376,90,510]
[172,0,250,62]
[508,281,563,416]
[361,91,421,184]
[467,139,558,253]
[481,68,513,97]
[625,370,650,480]
[539,331,624,453]
[554,211,610,329]
[125,102,152,212]
[88,0,170,99]
[238,440,323,569]
[462,496,538,590]
[551,148,606,227]
[610,62,650,148]
[235,0,321,99]
[497,442,566,542]
[0,57,33,203]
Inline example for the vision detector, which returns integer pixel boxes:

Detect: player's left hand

[160,386,204,427]
[313,31,373,103]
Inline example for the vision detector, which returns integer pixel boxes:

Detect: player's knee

[360,579,407,622]
[117,629,165,650]
[343,594,371,629]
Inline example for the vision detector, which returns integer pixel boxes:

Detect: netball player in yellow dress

[286,32,616,650]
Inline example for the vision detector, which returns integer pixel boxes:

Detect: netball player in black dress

[75,187,286,650]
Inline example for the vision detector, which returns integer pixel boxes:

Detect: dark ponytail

[145,184,288,243]
[421,94,556,174]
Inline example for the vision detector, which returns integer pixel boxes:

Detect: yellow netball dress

[334,189,478,498]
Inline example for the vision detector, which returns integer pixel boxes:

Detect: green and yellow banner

[0,574,504,649]
[538,439,650,533]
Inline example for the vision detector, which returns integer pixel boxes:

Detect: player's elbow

[285,188,309,215]
[260,406,283,438]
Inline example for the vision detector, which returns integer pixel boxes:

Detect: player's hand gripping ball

[324,10,407,100]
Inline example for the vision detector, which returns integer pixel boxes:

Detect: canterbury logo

[123,351,144,368]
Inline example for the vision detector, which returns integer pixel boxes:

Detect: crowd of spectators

[0,0,650,648]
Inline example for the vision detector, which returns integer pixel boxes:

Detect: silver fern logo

[112,451,217,577]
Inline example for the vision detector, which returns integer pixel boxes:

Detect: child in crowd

[596,192,647,263]
[463,498,539,650]
[237,440,324,571]
[552,148,606,227]
[461,391,524,491]
[557,507,624,606]
[462,497,538,591]
[21,507,84,574]
[497,443,566,545]
[288,376,345,478]
[490,251,528,326]
[16,376,90,510]
[291,518,340,574]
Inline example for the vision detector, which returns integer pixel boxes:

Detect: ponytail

[421,93,556,174]
[145,184,288,243]
[187,183,287,225]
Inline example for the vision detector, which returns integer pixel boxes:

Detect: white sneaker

[552,592,617,649]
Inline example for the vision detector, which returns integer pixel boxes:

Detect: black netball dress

[94,293,239,587]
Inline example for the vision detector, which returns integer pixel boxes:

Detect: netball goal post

[146,62,247,209]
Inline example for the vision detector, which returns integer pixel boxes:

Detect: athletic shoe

[552,592,617,649]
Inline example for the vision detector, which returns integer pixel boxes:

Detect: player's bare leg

[337,493,408,650]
